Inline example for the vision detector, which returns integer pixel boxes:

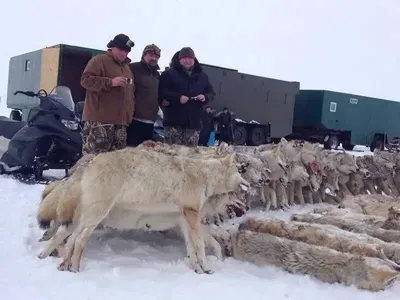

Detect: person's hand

[180,95,189,104]
[112,76,127,87]
[195,94,206,102]
[161,99,170,107]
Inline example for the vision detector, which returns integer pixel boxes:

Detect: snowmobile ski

[1,172,62,185]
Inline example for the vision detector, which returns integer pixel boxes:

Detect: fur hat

[142,44,161,57]
[178,47,195,59]
[107,34,134,52]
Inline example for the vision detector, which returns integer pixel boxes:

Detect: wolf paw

[57,259,75,272]
[203,269,215,274]
[37,252,47,259]
[194,267,215,275]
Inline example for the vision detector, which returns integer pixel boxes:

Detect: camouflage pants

[164,126,200,147]
[82,121,127,155]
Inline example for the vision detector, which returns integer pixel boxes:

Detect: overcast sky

[0,0,399,106]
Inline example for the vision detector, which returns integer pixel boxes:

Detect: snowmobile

[0,86,82,184]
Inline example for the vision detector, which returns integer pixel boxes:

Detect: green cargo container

[293,90,400,150]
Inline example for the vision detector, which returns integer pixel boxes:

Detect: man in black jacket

[198,106,214,146]
[217,107,233,144]
[127,44,161,146]
[158,47,215,147]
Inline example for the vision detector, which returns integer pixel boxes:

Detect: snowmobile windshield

[47,86,75,112]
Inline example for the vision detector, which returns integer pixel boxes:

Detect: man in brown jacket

[127,44,161,146]
[80,34,135,155]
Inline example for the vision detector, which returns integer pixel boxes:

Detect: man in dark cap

[80,34,135,155]
[127,44,161,146]
[158,47,215,147]
[217,106,233,144]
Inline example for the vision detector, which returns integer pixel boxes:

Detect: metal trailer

[7,44,104,121]
[292,89,400,151]
[200,63,300,145]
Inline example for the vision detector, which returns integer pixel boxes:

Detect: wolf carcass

[291,210,400,244]
[38,146,249,274]
[229,228,400,292]
[239,217,400,265]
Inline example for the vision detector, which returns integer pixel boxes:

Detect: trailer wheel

[248,127,266,146]
[323,135,339,150]
[233,125,247,145]
[9,110,22,121]
[342,143,355,151]
[370,136,384,152]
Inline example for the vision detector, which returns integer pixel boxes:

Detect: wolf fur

[239,218,400,265]
[356,155,393,195]
[257,148,290,210]
[38,186,244,260]
[139,141,267,215]
[276,138,323,206]
[140,139,400,213]
[36,142,251,234]
[230,229,400,291]
[291,212,400,244]
[39,142,255,230]
[338,194,400,216]
[220,140,400,206]
[313,205,400,231]
[37,153,96,234]
[373,150,398,196]
[37,147,247,253]
[43,147,249,274]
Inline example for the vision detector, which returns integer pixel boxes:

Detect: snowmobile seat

[0,116,27,139]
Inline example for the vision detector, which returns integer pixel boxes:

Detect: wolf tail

[37,181,60,229]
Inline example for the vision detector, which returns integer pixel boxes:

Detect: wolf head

[202,191,246,218]
[374,150,396,173]
[388,206,400,221]
[235,153,265,187]
[259,150,289,185]
[321,161,340,194]
[215,153,250,195]
[303,159,322,192]
[277,138,300,162]
[289,162,309,182]
[343,151,359,173]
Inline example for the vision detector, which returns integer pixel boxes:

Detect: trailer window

[349,98,358,104]
[329,102,337,112]
[24,60,31,71]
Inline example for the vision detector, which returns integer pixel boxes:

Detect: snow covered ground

[1,144,400,299]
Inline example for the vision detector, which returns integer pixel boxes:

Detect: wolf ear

[217,142,228,155]
[222,153,236,167]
